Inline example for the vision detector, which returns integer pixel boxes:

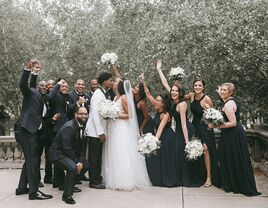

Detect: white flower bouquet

[169,67,185,80]
[101,52,118,65]
[98,100,120,120]
[184,137,203,160]
[138,133,161,156]
[202,108,224,126]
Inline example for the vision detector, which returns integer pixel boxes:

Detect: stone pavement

[0,169,267,208]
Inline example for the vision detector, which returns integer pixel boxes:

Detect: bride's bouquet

[169,67,185,80]
[202,108,224,126]
[138,133,161,156]
[184,137,203,160]
[101,52,118,65]
[98,100,120,120]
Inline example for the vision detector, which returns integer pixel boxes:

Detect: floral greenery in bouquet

[98,100,120,120]
[184,136,203,161]
[138,133,161,156]
[202,108,224,126]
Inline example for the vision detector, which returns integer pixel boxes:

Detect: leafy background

[0,0,267,132]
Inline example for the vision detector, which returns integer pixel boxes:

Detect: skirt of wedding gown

[102,119,151,190]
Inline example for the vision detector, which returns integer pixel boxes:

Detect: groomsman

[49,107,89,204]
[68,79,90,120]
[85,72,113,189]
[87,79,99,99]
[14,59,52,200]
[68,79,90,182]
[48,78,70,189]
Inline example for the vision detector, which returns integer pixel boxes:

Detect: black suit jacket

[68,90,90,120]
[15,70,44,133]
[49,119,86,164]
[48,84,70,132]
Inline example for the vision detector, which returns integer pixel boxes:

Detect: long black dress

[190,95,221,187]
[219,99,261,196]
[146,112,179,187]
[171,102,204,187]
[135,98,154,134]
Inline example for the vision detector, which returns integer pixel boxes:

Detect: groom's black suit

[49,119,88,196]
[14,69,44,195]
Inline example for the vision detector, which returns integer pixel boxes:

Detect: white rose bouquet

[184,137,203,160]
[202,108,224,126]
[101,52,118,65]
[98,100,120,120]
[169,67,185,80]
[138,133,161,156]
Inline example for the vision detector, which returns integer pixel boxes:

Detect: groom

[85,72,113,189]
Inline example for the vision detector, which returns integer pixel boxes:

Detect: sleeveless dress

[135,98,154,134]
[171,102,204,187]
[218,99,261,196]
[102,97,151,190]
[190,95,221,187]
[146,112,179,187]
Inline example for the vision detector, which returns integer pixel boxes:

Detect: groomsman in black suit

[68,79,90,182]
[87,79,99,99]
[68,79,90,120]
[48,78,70,189]
[14,59,52,200]
[49,107,89,204]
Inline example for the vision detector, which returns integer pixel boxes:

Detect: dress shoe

[15,187,29,195]
[89,183,106,189]
[38,181,44,187]
[53,184,59,188]
[29,191,53,200]
[80,175,90,181]
[62,194,76,204]
[58,185,64,191]
[73,186,82,193]
[76,180,82,185]
[44,178,53,184]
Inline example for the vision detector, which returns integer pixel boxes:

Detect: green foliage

[0,0,267,123]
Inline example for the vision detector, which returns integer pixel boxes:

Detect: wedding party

[0,1,267,208]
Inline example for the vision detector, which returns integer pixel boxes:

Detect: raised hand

[156,60,162,71]
[25,59,38,70]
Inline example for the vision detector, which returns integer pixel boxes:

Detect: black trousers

[15,128,39,194]
[88,136,103,185]
[54,158,90,196]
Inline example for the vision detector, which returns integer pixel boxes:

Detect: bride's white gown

[102,96,151,190]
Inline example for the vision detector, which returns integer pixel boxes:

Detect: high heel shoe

[204,176,212,188]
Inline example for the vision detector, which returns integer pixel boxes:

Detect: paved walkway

[0,169,267,208]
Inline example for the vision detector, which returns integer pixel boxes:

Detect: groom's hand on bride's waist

[99,134,106,142]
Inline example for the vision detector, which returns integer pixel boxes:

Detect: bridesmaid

[189,79,221,188]
[210,83,261,196]
[169,84,204,187]
[133,83,154,135]
[141,74,179,187]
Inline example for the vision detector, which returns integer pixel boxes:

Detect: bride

[102,79,151,190]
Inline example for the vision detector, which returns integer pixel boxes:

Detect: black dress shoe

[15,188,29,195]
[76,180,82,185]
[53,184,59,188]
[73,186,82,193]
[89,183,106,189]
[44,179,53,184]
[38,181,44,187]
[58,185,64,191]
[29,191,53,200]
[62,194,76,204]
[80,175,90,181]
